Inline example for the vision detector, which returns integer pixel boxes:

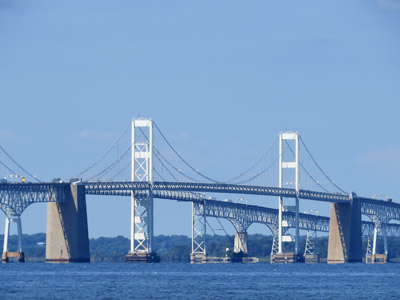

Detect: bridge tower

[274,132,300,263]
[125,118,159,263]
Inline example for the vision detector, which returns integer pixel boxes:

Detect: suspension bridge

[0,118,399,263]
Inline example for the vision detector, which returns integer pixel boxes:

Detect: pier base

[367,254,387,264]
[231,251,244,263]
[304,254,319,263]
[271,253,301,263]
[125,252,160,263]
[190,253,208,264]
[2,251,24,263]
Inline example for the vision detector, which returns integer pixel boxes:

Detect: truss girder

[83,181,350,203]
[0,183,69,217]
[360,198,400,224]
[201,200,330,232]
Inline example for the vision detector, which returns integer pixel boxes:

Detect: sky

[0,0,400,240]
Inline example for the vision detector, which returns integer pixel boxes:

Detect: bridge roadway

[0,182,69,216]
[1,181,400,262]
[2,181,398,235]
[1,182,398,236]
[1,181,400,223]
[84,181,350,202]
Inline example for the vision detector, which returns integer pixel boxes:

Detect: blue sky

[0,1,400,239]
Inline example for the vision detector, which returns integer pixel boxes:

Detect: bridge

[0,118,399,263]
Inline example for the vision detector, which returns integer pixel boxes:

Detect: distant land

[2,234,400,263]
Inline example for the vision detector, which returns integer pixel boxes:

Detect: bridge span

[1,118,399,264]
[1,181,399,263]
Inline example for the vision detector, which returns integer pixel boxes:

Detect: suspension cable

[109,160,131,181]
[153,163,205,202]
[153,153,180,181]
[154,122,219,183]
[0,145,41,182]
[0,160,18,176]
[153,150,200,182]
[299,136,347,194]
[224,137,278,183]
[73,122,130,178]
[283,139,330,193]
[235,156,280,185]
[87,143,131,181]
[137,126,200,182]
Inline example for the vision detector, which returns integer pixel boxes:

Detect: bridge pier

[46,184,90,263]
[327,196,362,263]
[190,253,208,263]
[234,231,248,254]
[2,216,24,263]
[366,224,388,263]
[191,202,207,263]
[304,229,319,263]
[232,231,248,263]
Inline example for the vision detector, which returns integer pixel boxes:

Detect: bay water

[0,262,399,299]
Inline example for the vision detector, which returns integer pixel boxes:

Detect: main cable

[0,145,41,182]
[283,139,330,193]
[234,156,279,185]
[299,136,347,194]
[87,143,131,181]
[73,122,130,179]
[154,122,219,183]
[224,137,278,183]
[137,126,200,182]
[0,160,18,176]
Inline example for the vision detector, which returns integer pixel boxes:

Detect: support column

[2,217,10,262]
[304,230,319,263]
[2,216,25,263]
[46,184,90,263]
[372,226,378,256]
[383,226,388,255]
[190,202,207,263]
[17,218,23,253]
[327,195,362,263]
[232,231,248,263]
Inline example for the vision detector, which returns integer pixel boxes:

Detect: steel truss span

[0,183,69,216]
[85,184,400,237]
[360,197,400,223]
[199,200,400,237]
[84,181,350,203]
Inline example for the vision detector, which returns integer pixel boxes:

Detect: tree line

[1,233,400,263]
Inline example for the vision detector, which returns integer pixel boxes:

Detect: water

[1,263,399,299]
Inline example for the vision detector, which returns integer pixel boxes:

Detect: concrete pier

[2,251,24,263]
[366,254,387,264]
[46,184,90,263]
[304,254,319,263]
[271,253,301,263]
[234,232,248,254]
[125,252,160,263]
[232,232,248,263]
[327,196,362,263]
[190,253,208,263]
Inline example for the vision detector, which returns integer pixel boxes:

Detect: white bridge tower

[126,118,159,262]
[276,132,300,262]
